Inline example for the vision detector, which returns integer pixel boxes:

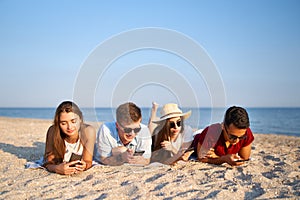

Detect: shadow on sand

[0,141,45,161]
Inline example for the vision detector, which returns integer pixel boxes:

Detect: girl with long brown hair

[43,101,95,175]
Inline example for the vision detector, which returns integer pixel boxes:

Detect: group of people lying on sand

[43,101,254,175]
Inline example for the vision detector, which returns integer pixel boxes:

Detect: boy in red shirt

[192,106,254,166]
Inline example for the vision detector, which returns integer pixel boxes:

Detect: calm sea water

[0,107,299,137]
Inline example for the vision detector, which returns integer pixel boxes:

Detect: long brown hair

[152,117,185,151]
[52,101,83,163]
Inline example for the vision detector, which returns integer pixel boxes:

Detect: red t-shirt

[192,123,254,157]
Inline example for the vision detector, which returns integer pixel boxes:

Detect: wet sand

[0,117,299,199]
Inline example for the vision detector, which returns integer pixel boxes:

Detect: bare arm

[101,148,150,166]
[160,140,179,155]
[164,141,193,164]
[81,125,96,170]
[196,142,243,166]
[100,147,131,166]
[238,144,252,160]
[43,126,79,175]
[100,154,127,166]
[129,156,150,165]
[46,161,81,175]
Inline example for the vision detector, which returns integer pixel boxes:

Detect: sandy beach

[0,117,299,199]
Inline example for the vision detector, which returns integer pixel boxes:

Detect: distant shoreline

[1,106,300,109]
[1,107,300,137]
[0,115,299,138]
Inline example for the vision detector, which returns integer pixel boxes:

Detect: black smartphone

[133,150,145,156]
[235,159,250,162]
[69,153,82,162]
[69,153,82,167]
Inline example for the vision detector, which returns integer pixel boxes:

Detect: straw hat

[152,103,191,123]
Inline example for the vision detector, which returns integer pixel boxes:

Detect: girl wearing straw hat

[149,102,194,164]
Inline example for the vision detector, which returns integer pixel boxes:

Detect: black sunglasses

[169,120,182,129]
[225,126,247,141]
[120,124,141,134]
[228,133,247,141]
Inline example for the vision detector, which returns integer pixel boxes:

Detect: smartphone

[69,153,82,162]
[69,153,82,167]
[235,159,250,162]
[133,150,145,156]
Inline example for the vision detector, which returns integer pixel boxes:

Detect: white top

[152,124,194,155]
[170,125,194,155]
[64,138,83,162]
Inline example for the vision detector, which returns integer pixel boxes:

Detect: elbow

[198,157,209,163]
[85,161,93,170]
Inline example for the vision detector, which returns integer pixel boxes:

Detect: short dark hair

[224,106,250,129]
[116,102,142,124]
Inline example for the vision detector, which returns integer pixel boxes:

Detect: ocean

[0,107,299,137]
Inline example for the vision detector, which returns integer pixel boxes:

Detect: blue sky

[0,0,299,108]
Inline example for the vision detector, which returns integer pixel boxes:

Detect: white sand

[0,117,299,199]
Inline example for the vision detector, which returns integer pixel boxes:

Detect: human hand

[221,154,244,166]
[161,141,173,152]
[205,148,219,158]
[180,150,194,161]
[127,153,149,165]
[127,155,142,164]
[55,162,78,175]
[74,160,86,172]
[118,148,134,163]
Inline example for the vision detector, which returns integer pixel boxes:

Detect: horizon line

[0,106,300,109]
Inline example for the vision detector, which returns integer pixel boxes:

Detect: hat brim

[152,110,192,123]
